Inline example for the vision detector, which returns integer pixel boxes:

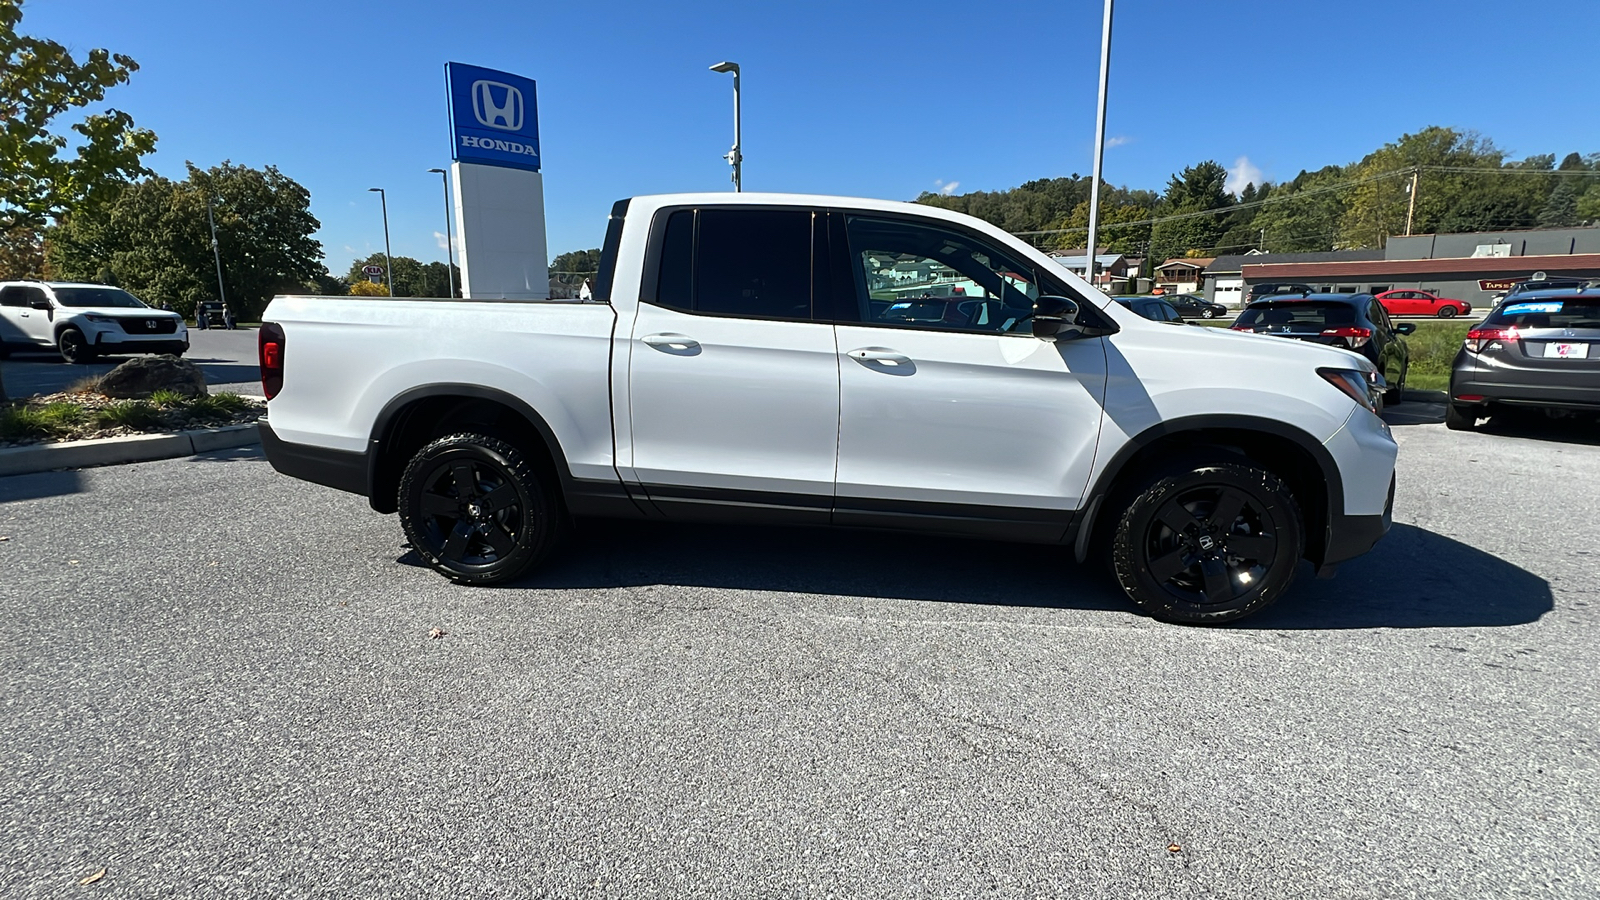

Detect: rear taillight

[259,322,285,399]
[1465,326,1517,353]
[1321,326,1372,347]
[1229,324,1253,331]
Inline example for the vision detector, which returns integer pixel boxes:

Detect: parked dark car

[1247,282,1315,303]
[1114,295,1184,323]
[1447,288,1600,430]
[1230,293,1413,404]
[1161,292,1230,319]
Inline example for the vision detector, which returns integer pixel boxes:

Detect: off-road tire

[397,432,566,585]
[1111,457,1304,625]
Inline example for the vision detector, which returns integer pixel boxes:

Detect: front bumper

[90,332,189,355]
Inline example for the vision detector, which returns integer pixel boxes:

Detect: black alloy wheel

[1112,458,1303,624]
[398,433,565,585]
[58,327,94,364]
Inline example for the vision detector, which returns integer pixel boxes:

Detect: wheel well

[369,394,561,514]
[1091,427,1332,566]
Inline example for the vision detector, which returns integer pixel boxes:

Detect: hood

[74,307,185,321]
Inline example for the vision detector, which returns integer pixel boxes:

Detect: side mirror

[1032,295,1084,341]
[30,298,52,310]
[1394,322,1417,335]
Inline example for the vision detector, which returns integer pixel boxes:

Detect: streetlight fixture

[427,168,457,298]
[368,185,393,294]
[1083,0,1114,291]
[206,196,228,313]
[709,61,741,191]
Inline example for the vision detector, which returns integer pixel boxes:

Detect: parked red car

[1375,289,1472,318]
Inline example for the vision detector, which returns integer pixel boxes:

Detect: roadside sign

[363,265,385,276]
[446,62,541,172]
[1478,278,1519,291]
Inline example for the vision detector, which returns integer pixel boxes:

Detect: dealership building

[1201,226,1600,307]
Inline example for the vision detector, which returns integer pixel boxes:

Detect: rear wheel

[1111,457,1304,625]
[1445,403,1478,431]
[1203,308,1219,319]
[1384,363,1407,406]
[1437,306,1458,319]
[58,328,95,364]
[397,433,566,585]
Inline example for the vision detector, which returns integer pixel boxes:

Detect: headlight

[83,314,116,324]
[1318,367,1377,413]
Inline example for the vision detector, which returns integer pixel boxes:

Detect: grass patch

[0,402,84,440]
[208,392,250,413]
[147,389,189,406]
[94,401,163,430]
[1403,321,1471,382]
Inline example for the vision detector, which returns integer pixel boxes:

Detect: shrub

[0,402,82,440]
[94,401,163,430]
[147,389,188,406]
[208,392,249,413]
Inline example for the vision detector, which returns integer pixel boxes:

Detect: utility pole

[207,197,228,310]
[1259,228,1265,252]
[1404,168,1419,237]
[1083,0,1114,290]
[710,62,742,191]
[428,168,456,298]
[367,188,394,296]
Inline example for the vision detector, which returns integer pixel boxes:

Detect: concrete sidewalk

[0,423,261,477]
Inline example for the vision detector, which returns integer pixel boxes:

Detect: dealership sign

[446,62,540,172]
[1478,278,1521,291]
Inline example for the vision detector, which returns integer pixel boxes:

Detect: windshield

[1235,302,1357,328]
[52,287,149,309]
[1484,297,1600,330]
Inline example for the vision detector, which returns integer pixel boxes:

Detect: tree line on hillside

[916,127,1600,270]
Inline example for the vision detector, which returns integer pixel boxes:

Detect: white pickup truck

[259,193,1397,624]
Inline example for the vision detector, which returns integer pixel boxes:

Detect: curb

[0,423,261,478]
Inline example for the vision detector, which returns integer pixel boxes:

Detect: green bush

[0,402,82,440]
[209,392,249,413]
[94,401,163,430]
[147,389,188,406]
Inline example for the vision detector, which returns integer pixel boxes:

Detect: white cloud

[434,230,454,252]
[934,179,960,196]
[1105,135,1132,148]
[1225,156,1265,196]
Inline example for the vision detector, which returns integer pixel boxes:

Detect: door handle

[846,347,912,367]
[641,333,700,352]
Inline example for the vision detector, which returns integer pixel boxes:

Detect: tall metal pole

[1084,0,1114,291]
[207,197,228,309]
[428,168,456,298]
[710,62,742,191]
[368,187,393,296]
[1404,168,1419,237]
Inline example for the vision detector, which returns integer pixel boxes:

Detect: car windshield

[1484,297,1600,330]
[52,287,148,308]
[1236,302,1357,328]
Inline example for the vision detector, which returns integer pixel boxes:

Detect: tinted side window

[656,210,693,312]
[695,209,812,319]
[0,286,25,307]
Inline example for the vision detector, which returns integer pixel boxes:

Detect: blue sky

[24,0,1600,271]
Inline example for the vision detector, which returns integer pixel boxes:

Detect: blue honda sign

[446,62,541,172]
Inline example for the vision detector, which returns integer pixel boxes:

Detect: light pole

[427,168,456,298]
[709,61,741,191]
[368,185,393,294]
[1083,0,1114,291]
[206,196,229,313]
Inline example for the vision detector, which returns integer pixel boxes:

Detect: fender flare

[1076,413,1345,563]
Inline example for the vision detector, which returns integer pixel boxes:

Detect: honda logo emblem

[471,80,523,131]
[146,320,157,329]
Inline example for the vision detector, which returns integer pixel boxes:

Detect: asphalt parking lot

[2,413,1597,898]
[1,328,260,398]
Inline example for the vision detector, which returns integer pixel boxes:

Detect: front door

[0,285,52,344]
[625,207,839,522]
[831,213,1109,540]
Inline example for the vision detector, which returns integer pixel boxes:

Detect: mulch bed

[0,391,266,449]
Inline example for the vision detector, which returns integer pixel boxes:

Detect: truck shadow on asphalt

[506,519,1551,630]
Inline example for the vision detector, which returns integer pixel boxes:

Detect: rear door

[5,286,54,344]
[0,285,31,345]
[625,206,839,521]
[830,212,1108,538]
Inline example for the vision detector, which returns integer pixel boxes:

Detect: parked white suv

[0,281,189,364]
[258,193,1399,624]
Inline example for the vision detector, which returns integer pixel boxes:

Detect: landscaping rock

[98,355,209,399]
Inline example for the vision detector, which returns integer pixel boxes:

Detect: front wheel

[397,433,566,585]
[58,328,95,364]
[1437,306,1458,319]
[1111,458,1304,625]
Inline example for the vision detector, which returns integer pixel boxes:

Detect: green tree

[0,224,43,279]
[0,0,157,232]
[1249,165,1349,252]
[1577,184,1600,221]
[1148,161,1232,263]
[47,161,325,320]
